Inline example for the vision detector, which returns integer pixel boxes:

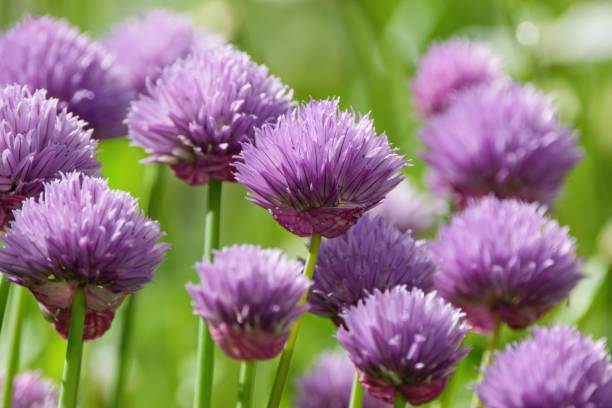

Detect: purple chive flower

[103,9,224,93]
[367,178,445,235]
[431,196,582,333]
[309,215,435,325]
[0,173,168,340]
[295,350,390,408]
[337,287,469,405]
[411,39,502,118]
[187,245,309,360]
[235,99,407,238]
[420,82,582,206]
[0,84,100,230]
[127,45,292,186]
[477,326,612,408]
[0,16,132,139]
[0,371,57,408]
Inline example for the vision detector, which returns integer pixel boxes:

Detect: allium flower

[420,82,582,206]
[0,85,100,229]
[127,45,292,186]
[0,371,57,408]
[187,245,309,360]
[337,287,469,405]
[411,39,502,118]
[0,16,132,139]
[431,196,582,333]
[477,326,612,408]
[309,215,435,325]
[368,178,445,235]
[0,173,168,340]
[236,99,407,238]
[103,9,224,93]
[295,350,389,408]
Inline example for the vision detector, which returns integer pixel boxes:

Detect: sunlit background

[1,0,612,406]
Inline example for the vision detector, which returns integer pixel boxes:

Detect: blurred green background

[1,0,612,406]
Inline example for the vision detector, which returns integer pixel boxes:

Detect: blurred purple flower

[0,16,132,139]
[431,196,582,333]
[103,9,224,93]
[0,85,100,229]
[412,39,502,118]
[309,215,435,325]
[127,45,292,186]
[0,371,57,408]
[0,173,168,340]
[477,326,612,408]
[420,82,581,206]
[295,350,389,408]
[236,99,407,238]
[187,245,309,360]
[337,287,469,405]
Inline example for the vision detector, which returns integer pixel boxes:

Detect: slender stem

[1,285,26,408]
[348,371,364,408]
[393,393,406,408]
[471,319,503,408]
[0,276,11,333]
[267,233,322,408]
[58,287,86,408]
[236,360,256,408]
[106,165,165,408]
[194,180,222,408]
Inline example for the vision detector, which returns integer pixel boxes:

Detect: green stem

[348,371,364,408]
[0,276,11,333]
[1,285,26,408]
[106,165,165,408]
[194,180,222,408]
[471,319,502,408]
[393,393,406,408]
[267,233,322,408]
[58,286,86,408]
[236,360,256,408]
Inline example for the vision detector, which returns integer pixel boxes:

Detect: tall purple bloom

[420,82,581,206]
[337,287,469,405]
[103,9,224,93]
[0,84,100,229]
[0,371,57,408]
[477,326,612,408]
[127,45,292,186]
[0,16,132,139]
[309,215,435,325]
[431,196,582,333]
[0,173,168,340]
[236,99,407,238]
[187,245,309,360]
[295,350,389,408]
[411,39,502,118]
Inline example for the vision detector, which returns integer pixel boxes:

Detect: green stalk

[267,233,322,408]
[0,276,11,333]
[471,319,502,408]
[1,285,26,408]
[393,393,406,408]
[236,360,256,408]
[194,180,223,408]
[58,286,86,408]
[348,371,364,408]
[106,165,165,408]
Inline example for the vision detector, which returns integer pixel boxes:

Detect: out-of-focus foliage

[0,0,611,407]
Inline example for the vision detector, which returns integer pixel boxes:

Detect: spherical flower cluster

[103,9,224,93]
[0,16,132,139]
[236,99,407,238]
[0,371,57,408]
[309,215,435,325]
[420,82,582,206]
[295,350,389,408]
[337,287,469,405]
[127,44,292,186]
[0,173,168,340]
[431,196,582,333]
[477,326,612,407]
[367,178,445,235]
[187,245,309,360]
[411,39,502,118]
